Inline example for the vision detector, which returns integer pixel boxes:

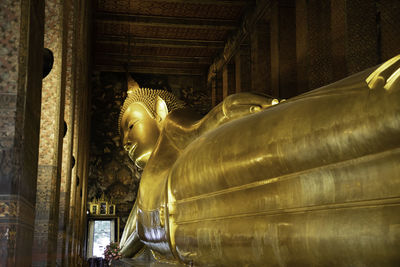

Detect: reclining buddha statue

[118,55,400,266]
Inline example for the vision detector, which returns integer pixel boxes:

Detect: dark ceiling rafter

[96,35,225,49]
[96,37,224,49]
[95,12,239,30]
[93,0,256,78]
[95,53,213,65]
[128,0,252,6]
[94,65,205,76]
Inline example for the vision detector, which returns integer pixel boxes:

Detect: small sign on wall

[89,193,116,216]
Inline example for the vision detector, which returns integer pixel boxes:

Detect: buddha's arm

[195,92,279,135]
[119,200,144,257]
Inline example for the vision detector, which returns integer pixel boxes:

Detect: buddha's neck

[138,111,199,210]
[140,108,201,180]
[162,108,203,152]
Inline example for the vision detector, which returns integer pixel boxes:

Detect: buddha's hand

[222,92,280,121]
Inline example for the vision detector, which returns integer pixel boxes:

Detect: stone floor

[112,258,186,267]
[111,248,188,267]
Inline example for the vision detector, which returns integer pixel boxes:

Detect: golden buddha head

[119,87,185,169]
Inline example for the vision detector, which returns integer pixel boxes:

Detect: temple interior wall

[0,0,399,266]
[0,0,91,265]
[210,0,400,104]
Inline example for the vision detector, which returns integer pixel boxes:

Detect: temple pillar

[211,72,223,107]
[0,1,44,266]
[295,0,308,94]
[376,1,400,61]
[68,67,83,265]
[296,0,333,92]
[250,20,271,95]
[68,43,84,265]
[67,99,79,264]
[72,134,83,266]
[75,59,91,266]
[270,0,297,99]
[67,1,91,264]
[306,0,333,90]
[32,0,69,265]
[222,62,235,99]
[78,112,90,264]
[330,0,378,80]
[234,44,251,93]
[57,0,77,265]
[211,80,216,107]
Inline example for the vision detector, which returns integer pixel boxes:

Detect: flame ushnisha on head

[126,72,140,95]
[118,74,186,134]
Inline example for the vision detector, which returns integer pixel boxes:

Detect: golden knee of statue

[118,55,400,266]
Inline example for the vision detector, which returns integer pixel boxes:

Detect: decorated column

[296,0,334,92]
[32,0,68,265]
[211,72,223,107]
[234,44,251,93]
[270,0,297,98]
[0,0,44,265]
[57,0,77,265]
[222,62,235,99]
[250,20,271,95]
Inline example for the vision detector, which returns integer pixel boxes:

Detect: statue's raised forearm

[120,201,143,257]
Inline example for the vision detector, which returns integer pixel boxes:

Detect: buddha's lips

[128,143,137,160]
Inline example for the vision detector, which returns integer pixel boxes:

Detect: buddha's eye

[128,120,138,130]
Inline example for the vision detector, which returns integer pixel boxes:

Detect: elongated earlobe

[155,96,168,123]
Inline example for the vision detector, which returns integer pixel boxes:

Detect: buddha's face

[120,102,160,169]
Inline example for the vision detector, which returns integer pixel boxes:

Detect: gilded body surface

[119,56,400,266]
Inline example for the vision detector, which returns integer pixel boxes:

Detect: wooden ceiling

[93,0,255,77]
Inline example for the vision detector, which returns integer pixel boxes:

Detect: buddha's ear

[155,96,168,124]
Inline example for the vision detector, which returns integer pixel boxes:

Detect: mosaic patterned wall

[89,72,210,231]
[0,0,45,265]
